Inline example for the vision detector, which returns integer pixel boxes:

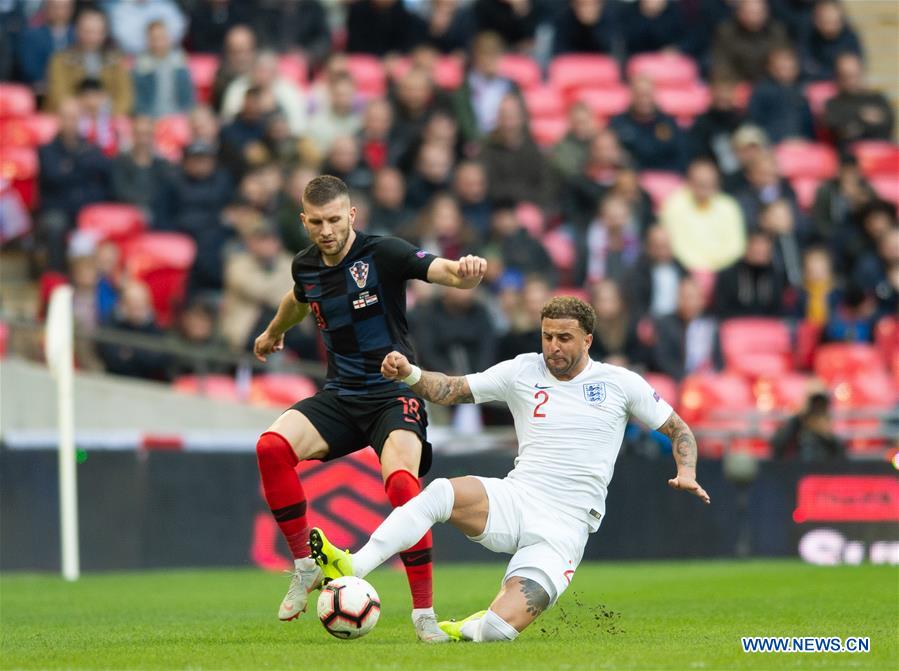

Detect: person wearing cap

[725,124,769,193]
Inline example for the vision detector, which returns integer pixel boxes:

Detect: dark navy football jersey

[292,231,436,395]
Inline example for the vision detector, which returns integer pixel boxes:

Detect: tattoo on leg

[519,578,550,617]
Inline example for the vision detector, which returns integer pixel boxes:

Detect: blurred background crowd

[0,0,897,456]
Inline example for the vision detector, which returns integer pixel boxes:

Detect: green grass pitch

[2,560,896,670]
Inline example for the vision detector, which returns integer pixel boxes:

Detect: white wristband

[401,365,422,387]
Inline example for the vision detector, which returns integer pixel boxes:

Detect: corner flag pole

[44,284,80,581]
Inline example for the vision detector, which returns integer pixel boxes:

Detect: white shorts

[466,476,589,605]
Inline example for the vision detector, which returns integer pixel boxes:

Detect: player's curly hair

[541,296,596,334]
[303,175,349,206]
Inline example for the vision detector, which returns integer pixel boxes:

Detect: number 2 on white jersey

[533,390,549,418]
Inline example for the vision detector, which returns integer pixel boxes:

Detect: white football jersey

[466,353,673,532]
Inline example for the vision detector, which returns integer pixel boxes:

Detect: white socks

[352,478,455,578]
[460,610,519,642]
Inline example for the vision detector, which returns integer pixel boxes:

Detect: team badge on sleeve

[583,382,606,404]
[349,260,369,288]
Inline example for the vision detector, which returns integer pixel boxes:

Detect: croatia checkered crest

[317,576,381,639]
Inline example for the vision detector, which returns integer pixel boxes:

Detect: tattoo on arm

[518,578,550,617]
[656,411,698,470]
[413,371,474,405]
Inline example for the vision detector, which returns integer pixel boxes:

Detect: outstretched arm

[253,290,310,362]
[426,255,487,289]
[381,351,474,405]
[656,411,711,504]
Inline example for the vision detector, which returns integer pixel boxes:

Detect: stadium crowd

[0,0,896,438]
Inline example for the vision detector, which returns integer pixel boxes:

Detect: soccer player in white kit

[310,296,710,642]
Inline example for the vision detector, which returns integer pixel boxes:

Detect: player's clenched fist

[456,254,487,280]
[381,351,412,380]
[253,330,285,362]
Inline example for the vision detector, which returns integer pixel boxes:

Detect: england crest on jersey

[583,382,606,404]
[349,260,369,288]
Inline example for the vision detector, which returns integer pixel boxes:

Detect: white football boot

[413,611,452,643]
[278,559,323,621]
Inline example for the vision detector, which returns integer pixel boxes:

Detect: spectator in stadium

[188,104,220,148]
[452,31,520,146]
[158,140,231,240]
[258,111,310,167]
[770,0,815,42]
[680,0,735,68]
[711,0,790,82]
[251,0,331,69]
[390,68,451,170]
[723,124,770,193]
[166,296,231,379]
[453,160,493,241]
[211,24,257,112]
[650,275,720,381]
[473,0,544,51]
[368,167,413,236]
[274,165,315,253]
[771,390,845,461]
[16,0,74,93]
[238,163,284,221]
[399,110,463,177]
[221,51,308,136]
[796,246,840,326]
[404,193,479,261]
[0,1,24,81]
[660,158,746,272]
[823,53,895,146]
[219,86,268,177]
[589,279,643,366]
[607,166,655,235]
[320,135,373,192]
[623,0,686,57]
[497,274,550,360]
[823,283,879,343]
[481,94,552,208]
[713,230,785,318]
[45,7,132,114]
[811,154,876,244]
[852,226,899,307]
[306,72,362,155]
[132,20,194,118]
[550,101,599,182]
[834,200,896,279]
[405,141,455,210]
[624,224,688,320]
[564,128,626,227]
[758,199,804,288]
[358,97,395,172]
[551,0,621,56]
[582,194,641,285]
[221,218,295,352]
[346,0,424,56]
[485,203,556,285]
[735,150,801,230]
[75,77,119,157]
[37,97,111,272]
[97,279,171,380]
[187,0,253,54]
[104,0,186,56]
[610,76,686,173]
[747,46,815,143]
[421,0,475,54]
[411,285,497,376]
[801,0,863,81]
[110,115,171,222]
[689,76,745,176]
[67,231,108,370]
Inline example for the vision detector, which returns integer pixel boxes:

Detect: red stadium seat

[0,145,38,208]
[549,54,619,94]
[251,374,318,407]
[803,80,837,117]
[0,320,7,358]
[154,114,191,162]
[575,84,631,120]
[542,230,576,272]
[524,85,565,119]
[874,316,898,362]
[123,233,197,327]
[530,116,568,147]
[638,170,685,210]
[173,375,240,402]
[642,372,679,408]
[77,203,147,242]
[346,55,387,97]
[627,52,698,88]
[0,113,58,147]
[433,55,464,89]
[790,176,821,211]
[753,373,817,412]
[870,175,899,205]
[187,54,219,104]
[278,53,308,87]
[720,318,792,379]
[813,342,884,383]
[678,372,754,426]
[655,83,711,125]
[515,202,545,237]
[733,83,752,110]
[0,83,35,117]
[774,141,838,180]
[499,54,542,90]
[852,141,899,177]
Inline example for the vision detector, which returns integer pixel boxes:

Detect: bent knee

[256,431,296,464]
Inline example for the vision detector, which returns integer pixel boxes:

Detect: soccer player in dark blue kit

[253,175,486,642]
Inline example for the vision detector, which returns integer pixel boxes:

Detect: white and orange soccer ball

[316,576,381,639]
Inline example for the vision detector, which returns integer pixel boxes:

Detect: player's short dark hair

[303,175,349,207]
[541,296,596,334]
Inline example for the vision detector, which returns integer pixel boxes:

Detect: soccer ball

[316,576,381,639]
